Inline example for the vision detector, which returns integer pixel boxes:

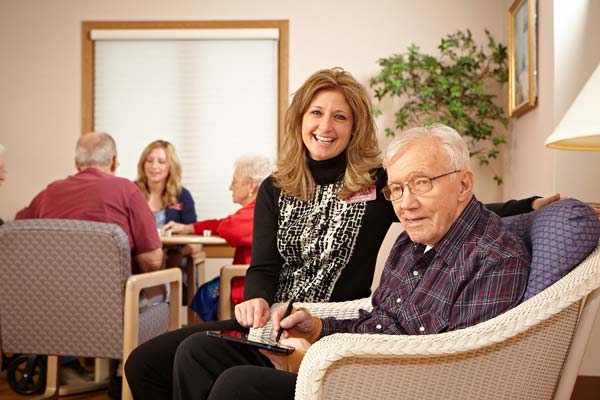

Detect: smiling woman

[135,140,201,265]
[301,90,353,161]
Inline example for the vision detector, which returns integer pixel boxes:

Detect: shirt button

[396,298,402,303]
[376,324,382,330]
[413,270,419,276]
[419,326,425,332]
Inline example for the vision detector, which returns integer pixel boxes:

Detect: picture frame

[508,0,537,117]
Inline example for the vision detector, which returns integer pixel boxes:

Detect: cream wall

[0,0,507,219]
[504,0,600,376]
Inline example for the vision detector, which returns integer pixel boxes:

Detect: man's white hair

[383,124,471,171]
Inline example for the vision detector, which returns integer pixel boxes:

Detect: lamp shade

[545,63,600,150]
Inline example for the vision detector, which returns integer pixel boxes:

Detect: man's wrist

[288,309,322,344]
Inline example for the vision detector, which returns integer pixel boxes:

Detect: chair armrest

[295,244,600,400]
[249,297,373,342]
[218,264,249,320]
[123,268,183,351]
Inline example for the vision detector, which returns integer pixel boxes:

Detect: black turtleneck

[307,152,346,186]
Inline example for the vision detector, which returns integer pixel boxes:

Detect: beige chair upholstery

[0,219,182,400]
[218,264,250,320]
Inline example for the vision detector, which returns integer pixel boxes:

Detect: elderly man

[194,124,531,400]
[15,132,163,273]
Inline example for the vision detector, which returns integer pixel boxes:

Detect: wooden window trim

[81,20,289,146]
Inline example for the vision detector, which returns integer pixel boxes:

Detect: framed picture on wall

[508,0,537,117]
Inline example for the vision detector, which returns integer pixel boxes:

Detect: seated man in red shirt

[15,132,163,273]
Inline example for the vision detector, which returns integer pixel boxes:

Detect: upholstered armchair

[251,198,600,400]
[0,219,182,400]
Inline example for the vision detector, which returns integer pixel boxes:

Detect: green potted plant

[370,29,508,184]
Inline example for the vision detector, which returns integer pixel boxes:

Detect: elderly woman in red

[162,155,272,265]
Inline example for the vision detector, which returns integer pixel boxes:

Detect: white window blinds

[93,29,278,220]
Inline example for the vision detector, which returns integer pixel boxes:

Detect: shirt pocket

[399,303,448,335]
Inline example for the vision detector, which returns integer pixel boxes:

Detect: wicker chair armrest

[249,297,373,342]
[296,243,600,400]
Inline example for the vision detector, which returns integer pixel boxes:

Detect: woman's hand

[532,193,561,210]
[162,221,194,235]
[234,298,271,328]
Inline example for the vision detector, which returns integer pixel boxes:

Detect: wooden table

[160,235,234,325]
[160,235,235,258]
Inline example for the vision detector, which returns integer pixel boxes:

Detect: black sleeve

[484,196,540,217]
[244,176,285,304]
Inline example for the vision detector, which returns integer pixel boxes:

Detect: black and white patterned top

[275,180,368,302]
[246,153,397,304]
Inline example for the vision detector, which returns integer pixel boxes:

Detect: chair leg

[122,371,133,400]
[186,255,200,325]
[37,355,59,399]
[94,358,111,382]
[186,253,206,326]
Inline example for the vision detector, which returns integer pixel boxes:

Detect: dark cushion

[502,198,600,301]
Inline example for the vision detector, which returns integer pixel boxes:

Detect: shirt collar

[77,167,111,177]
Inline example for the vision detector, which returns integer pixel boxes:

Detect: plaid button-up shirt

[321,197,530,336]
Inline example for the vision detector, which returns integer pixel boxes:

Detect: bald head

[75,132,117,173]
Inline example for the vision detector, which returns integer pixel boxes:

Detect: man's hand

[532,193,561,210]
[272,307,317,338]
[162,221,194,235]
[234,298,271,328]
[258,337,311,372]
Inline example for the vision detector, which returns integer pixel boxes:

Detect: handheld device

[204,331,294,354]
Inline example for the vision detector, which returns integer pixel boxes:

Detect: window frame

[81,20,289,146]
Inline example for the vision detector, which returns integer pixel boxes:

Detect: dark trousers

[208,366,297,400]
[125,319,297,400]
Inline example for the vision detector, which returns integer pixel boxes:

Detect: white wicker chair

[249,199,600,400]
[292,242,600,400]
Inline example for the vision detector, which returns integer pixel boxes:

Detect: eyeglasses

[382,170,461,202]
